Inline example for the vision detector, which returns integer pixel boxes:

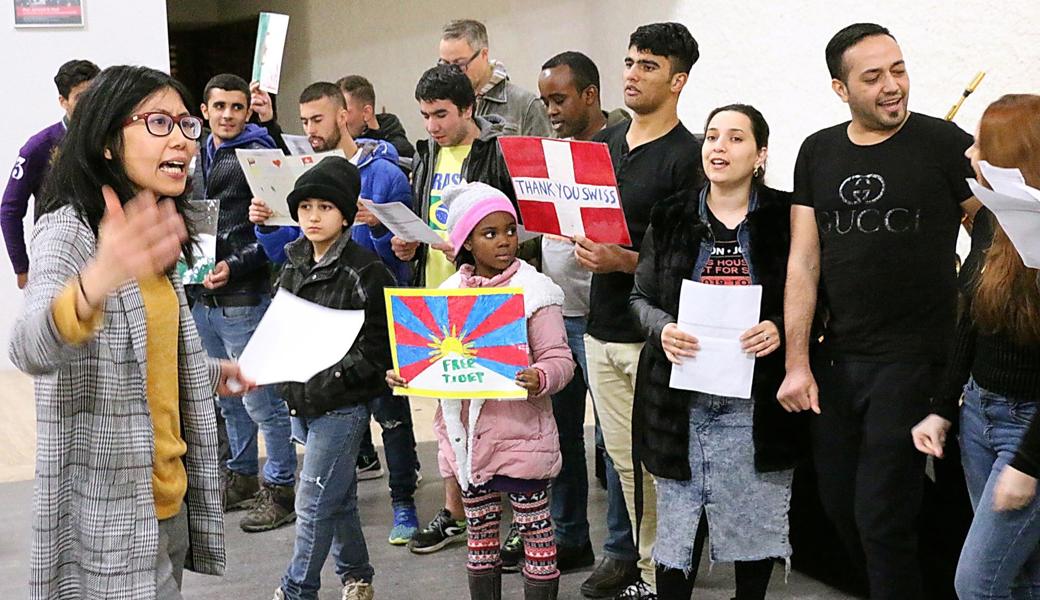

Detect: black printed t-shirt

[586,121,703,342]
[793,112,974,362]
[700,207,751,286]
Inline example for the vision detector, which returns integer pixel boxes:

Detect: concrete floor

[0,370,851,598]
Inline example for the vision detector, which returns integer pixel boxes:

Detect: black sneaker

[224,471,259,512]
[581,557,639,599]
[407,507,466,554]
[614,579,656,600]
[356,453,384,481]
[557,540,595,573]
[240,482,296,533]
[501,522,523,573]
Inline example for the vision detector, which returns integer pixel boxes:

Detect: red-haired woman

[913,94,1040,600]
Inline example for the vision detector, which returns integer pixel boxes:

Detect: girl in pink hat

[387,182,574,600]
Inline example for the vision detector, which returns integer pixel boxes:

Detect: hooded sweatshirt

[256,138,412,284]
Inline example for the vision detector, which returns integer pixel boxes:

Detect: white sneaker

[272,588,285,600]
[342,579,374,600]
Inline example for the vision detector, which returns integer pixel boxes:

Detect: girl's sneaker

[388,504,420,545]
[407,507,467,554]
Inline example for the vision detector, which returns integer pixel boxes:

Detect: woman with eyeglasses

[9,65,252,600]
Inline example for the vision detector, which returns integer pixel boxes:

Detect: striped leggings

[461,484,559,581]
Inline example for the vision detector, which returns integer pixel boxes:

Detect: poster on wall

[14,0,84,27]
[385,287,530,400]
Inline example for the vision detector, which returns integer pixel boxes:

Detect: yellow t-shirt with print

[426,144,472,288]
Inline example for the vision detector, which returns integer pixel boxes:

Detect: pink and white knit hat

[443,182,517,255]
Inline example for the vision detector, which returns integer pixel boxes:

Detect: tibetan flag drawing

[499,137,631,245]
[385,287,529,399]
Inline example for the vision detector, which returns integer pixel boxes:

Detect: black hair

[202,73,249,104]
[629,22,700,75]
[454,247,475,269]
[300,81,346,108]
[337,75,376,107]
[541,51,600,94]
[54,59,100,99]
[825,23,895,82]
[415,64,475,112]
[704,103,770,179]
[40,65,198,260]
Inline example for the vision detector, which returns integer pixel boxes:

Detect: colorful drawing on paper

[385,287,529,399]
[499,136,631,245]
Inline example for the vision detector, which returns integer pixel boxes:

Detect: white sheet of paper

[236,149,346,226]
[281,134,314,156]
[238,289,364,385]
[360,199,444,246]
[669,280,762,399]
[252,12,289,94]
[968,177,1040,268]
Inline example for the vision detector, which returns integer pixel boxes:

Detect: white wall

[7,0,1037,370]
[0,0,171,370]
[169,0,1038,192]
[670,0,1040,191]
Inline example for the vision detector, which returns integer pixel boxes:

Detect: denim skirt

[653,392,793,570]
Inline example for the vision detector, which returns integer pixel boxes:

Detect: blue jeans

[956,378,1040,600]
[551,316,637,560]
[191,298,296,486]
[282,404,374,599]
[362,395,419,507]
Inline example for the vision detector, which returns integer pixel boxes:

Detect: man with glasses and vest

[438,19,552,137]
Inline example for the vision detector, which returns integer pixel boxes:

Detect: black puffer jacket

[363,113,416,161]
[190,124,277,298]
[276,231,395,417]
[630,185,809,478]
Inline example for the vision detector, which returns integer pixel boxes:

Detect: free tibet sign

[499,137,631,245]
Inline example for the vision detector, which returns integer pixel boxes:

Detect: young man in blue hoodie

[249,81,422,546]
[190,73,299,533]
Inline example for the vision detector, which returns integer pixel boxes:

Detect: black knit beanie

[286,156,361,223]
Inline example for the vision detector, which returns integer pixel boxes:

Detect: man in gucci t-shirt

[777,23,977,600]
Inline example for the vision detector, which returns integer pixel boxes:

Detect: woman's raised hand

[93,185,187,291]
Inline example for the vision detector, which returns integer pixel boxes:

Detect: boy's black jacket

[276,231,395,417]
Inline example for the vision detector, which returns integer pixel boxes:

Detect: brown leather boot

[523,576,559,600]
[467,566,502,600]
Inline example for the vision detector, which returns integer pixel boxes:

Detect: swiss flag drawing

[499,137,631,245]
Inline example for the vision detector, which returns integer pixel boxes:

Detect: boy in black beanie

[272,156,395,600]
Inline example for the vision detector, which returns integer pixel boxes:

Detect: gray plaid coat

[9,205,226,599]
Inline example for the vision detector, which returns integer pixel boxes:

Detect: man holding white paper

[189,73,299,534]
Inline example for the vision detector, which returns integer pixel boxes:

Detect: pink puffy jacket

[433,259,575,488]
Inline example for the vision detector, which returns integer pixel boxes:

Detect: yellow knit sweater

[53,275,188,519]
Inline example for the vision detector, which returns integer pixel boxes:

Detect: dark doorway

[168,16,277,116]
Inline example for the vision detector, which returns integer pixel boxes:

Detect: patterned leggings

[461,484,558,581]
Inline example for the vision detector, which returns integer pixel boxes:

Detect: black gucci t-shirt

[793,112,974,362]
